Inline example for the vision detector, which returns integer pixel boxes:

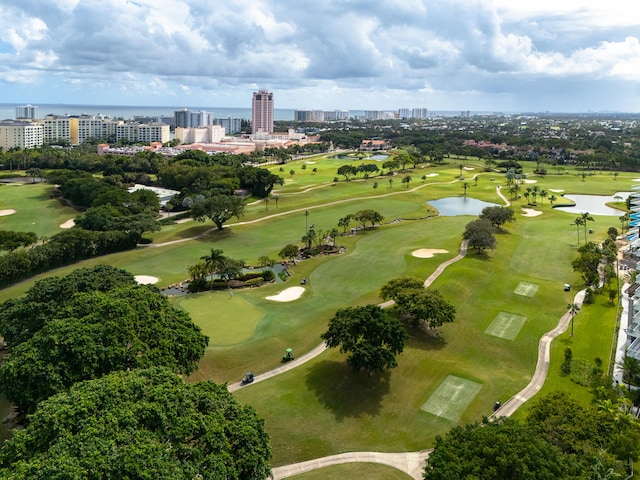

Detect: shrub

[243,277,264,287]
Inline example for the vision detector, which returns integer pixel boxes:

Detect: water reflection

[428,197,500,216]
[554,192,631,216]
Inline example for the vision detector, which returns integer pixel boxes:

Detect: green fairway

[513,282,539,297]
[0,164,631,469]
[172,292,265,346]
[485,312,527,340]
[421,375,484,422]
[0,183,77,238]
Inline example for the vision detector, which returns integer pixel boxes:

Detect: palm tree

[573,217,584,244]
[617,354,640,391]
[200,249,226,290]
[581,212,595,240]
[567,303,579,337]
[549,194,557,206]
[462,182,469,196]
[402,175,412,188]
[539,189,547,205]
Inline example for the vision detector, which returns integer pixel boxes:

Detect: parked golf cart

[241,372,254,385]
[282,348,294,362]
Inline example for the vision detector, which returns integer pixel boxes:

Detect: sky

[1,0,640,113]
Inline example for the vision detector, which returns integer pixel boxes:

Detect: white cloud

[0,0,639,111]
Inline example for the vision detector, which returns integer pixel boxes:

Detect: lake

[554,192,632,216]
[429,197,500,216]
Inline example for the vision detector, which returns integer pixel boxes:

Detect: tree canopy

[424,417,577,480]
[479,206,516,228]
[0,368,272,480]
[0,266,208,415]
[321,304,408,374]
[380,277,455,329]
[190,194,246,230]
[463,218,496,250]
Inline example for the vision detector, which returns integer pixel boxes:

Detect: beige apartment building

[0,121,44,150]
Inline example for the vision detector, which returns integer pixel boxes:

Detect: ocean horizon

[0,103,519,122]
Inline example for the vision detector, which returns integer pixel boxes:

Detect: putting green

[172,292,264,346]
[514,282,539,297]
[421,375,483,422]
[485,312,527,340]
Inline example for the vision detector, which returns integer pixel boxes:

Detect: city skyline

[1,1,640,113]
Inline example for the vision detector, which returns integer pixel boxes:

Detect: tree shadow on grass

[305,360,390,421]
[465,250,492,261]
[405,324,447,351]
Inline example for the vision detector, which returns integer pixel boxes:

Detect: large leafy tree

[191,194,246,230]
[463,218,496,250]
[0,267,208,415]
[479,206,515,228]
[321,304,408,374]
[424,417,578,480]
[571,242,602,285]
[0,368,272,480]
[380,277,455,329]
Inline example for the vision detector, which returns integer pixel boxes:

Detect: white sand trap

[60,219,75,228]
[463,166,475,170]
[135,275,159,285]
[425,173,439,177]
[412,248,449,258]
[305,161,316,164]
[266,286,305,302]
[0,209,16,216]
[549,189,564,193]
[521,208,542,217]
[523,179,537,184]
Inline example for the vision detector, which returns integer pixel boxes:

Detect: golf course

[0,154,629,474]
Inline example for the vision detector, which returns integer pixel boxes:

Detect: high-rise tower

[252,90,273,134]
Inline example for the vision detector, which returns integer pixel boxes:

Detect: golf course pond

[332,154,389,161]
[428,197,500,216]
[553,192,632,216]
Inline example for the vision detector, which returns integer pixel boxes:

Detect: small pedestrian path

[271,450,431,480]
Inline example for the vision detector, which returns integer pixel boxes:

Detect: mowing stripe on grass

[421,375,483,422]
[485,312,527,340]
[514,281,539,297]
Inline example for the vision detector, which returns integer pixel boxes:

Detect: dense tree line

[0,368,272,480]
[424,391,640,479]
[0,266,271,477]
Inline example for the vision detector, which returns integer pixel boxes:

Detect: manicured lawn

[0,166,632,470]
[0,183,76,238]
[286,463,413,479]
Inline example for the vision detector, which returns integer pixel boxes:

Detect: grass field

[421,375,484,422]
[0,157,631,470]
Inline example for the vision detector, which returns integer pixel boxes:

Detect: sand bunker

[463,166,475,170]
[521,208,542,217]
[522,179,537,184]
[549,189,564,193]
[60,219,75,228]
[412,248,449,258]
[305,161,316,164]
[135,275,159,285]
[265,286,305,302]
[425,173,439,177]
[0,209,16,216]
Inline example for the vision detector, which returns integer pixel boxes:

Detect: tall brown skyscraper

[251,90,273,134]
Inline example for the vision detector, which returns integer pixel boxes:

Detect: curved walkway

[272,288,587,479]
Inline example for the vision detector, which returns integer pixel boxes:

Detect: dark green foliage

[0,368,272,480]
[424,418,577,480]
[479,206,516,228]
[321,304,408,374]
[191,194,246,230]
[463,218,496,250]
[0,231,38,252]
[0,267,208,415]
[0,229,141,289]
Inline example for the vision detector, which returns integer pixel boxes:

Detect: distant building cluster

[1,96,431,151]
